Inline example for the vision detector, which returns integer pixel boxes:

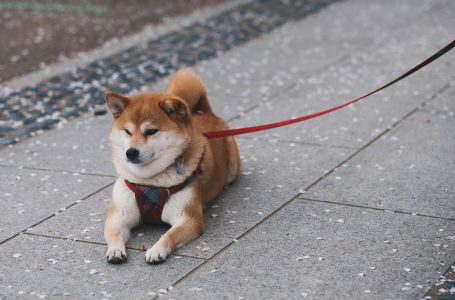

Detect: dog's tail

[166,69,212,113]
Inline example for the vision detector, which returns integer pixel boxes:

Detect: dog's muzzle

[126,147,140,163]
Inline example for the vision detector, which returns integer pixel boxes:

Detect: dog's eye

[144,129,159,136]
[124,128,132,136]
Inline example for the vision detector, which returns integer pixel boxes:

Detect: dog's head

[105,91,193,179]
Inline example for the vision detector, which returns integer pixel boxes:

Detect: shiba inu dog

[104,69,240,264]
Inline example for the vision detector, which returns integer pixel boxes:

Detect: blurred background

[0,0,227,83]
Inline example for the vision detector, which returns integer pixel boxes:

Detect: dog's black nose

[126,148,140,160]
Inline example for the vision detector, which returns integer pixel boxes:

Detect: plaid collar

[124,167,202,224]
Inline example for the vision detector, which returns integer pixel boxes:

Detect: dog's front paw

[106,247,127,264]
[145,241,172,264]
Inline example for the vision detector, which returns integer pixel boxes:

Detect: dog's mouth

[127,153,155,166]
[127,158,142,164]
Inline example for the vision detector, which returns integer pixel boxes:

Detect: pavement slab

[191,0,440,101]
[30,138,351,259]
[0,234,202,299]
[182,0,446,123]
[27,187,168,256]
[162,199,455,300]
[304,86,455,219]
[0,166,113,243]
[143,0,454,146]
[229,1,455,149]
[0,114,114,175]
[423,81,455,113]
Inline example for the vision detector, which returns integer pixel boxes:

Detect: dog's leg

[145,217,203,264]
[145,187,204,264]
[104,179,141,264]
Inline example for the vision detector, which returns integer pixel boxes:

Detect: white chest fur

[161,187,194,226]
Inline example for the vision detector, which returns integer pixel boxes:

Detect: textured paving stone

[25,186,168,254]
[305,87,455,219]
[187,0,442,120]
[0,114,114,175]
[0,234,202,299]
[144,0,452,143]
[229,2,455,149]
[423,82,455,113]
[162,199,455,300]
[30,139,351,258]
[142,0,373,121]
[0,166,113,243]
[192,0,439,98]
[191,40,351,122]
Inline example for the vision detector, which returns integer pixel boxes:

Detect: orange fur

[104,69,240,264]
[166,69,212,113]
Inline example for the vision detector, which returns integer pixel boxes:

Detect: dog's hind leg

[104,179,141,264]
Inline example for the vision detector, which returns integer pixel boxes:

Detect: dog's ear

[105,91,130,118]
[159,97,189,122]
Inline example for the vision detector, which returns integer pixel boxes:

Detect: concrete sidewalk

[0,0,454,299]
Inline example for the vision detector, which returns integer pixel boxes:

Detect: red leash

[204,40,455,139]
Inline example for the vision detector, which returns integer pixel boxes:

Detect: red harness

[125,168,201,223]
